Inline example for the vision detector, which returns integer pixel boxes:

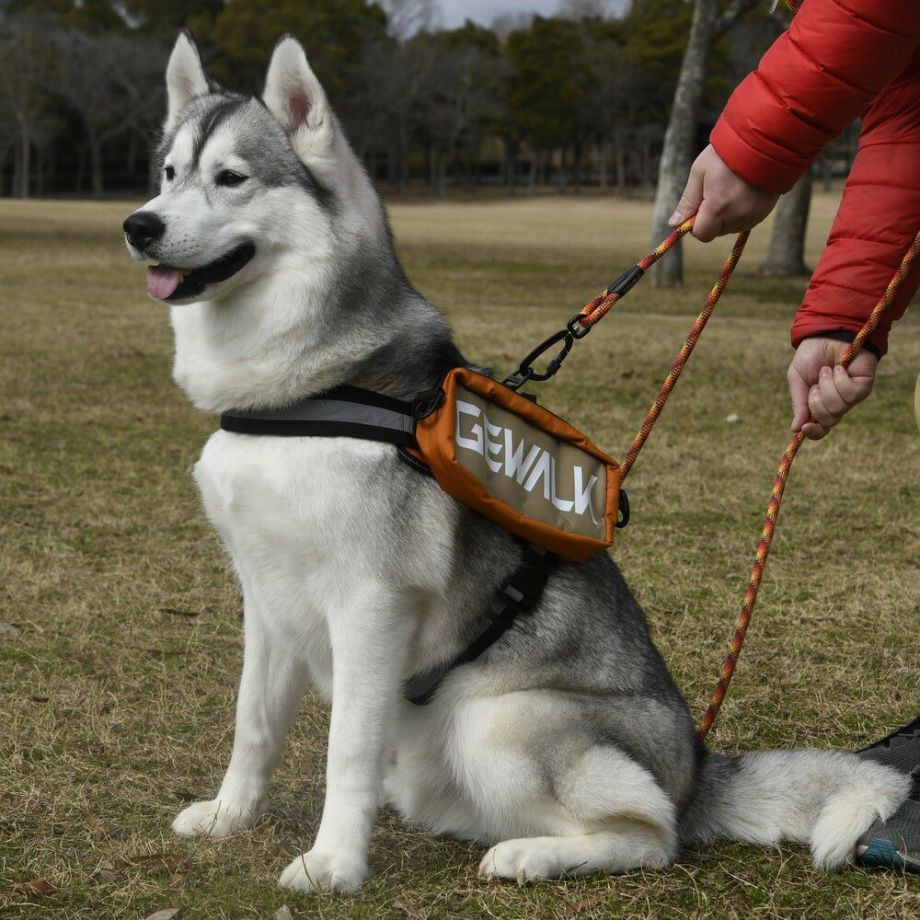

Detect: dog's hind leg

[173,589,309,838]
[415,692,680,881]
[477,744,677,881]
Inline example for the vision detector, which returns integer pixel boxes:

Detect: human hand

[669,144,780,242]
[787,337,878,440]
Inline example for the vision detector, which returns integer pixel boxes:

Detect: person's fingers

[801,420,827,440]
[831,363,874,405]
[691,199,723,242]
[787,365,812,432]
[808,379,840,431]
[834,361,876,406]
[816,366,849,417]
[669,162,703,227]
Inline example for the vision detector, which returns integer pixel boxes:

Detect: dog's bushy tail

[679,749,910,870]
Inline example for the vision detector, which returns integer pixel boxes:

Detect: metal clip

[503,328,574,390]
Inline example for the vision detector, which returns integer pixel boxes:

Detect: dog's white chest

[193,430,398,693]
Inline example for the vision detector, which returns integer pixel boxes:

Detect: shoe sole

[856,838,920,875]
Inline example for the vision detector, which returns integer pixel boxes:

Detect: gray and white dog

[123,33,910,893]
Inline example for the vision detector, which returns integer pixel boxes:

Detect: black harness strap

[402,542,558,705]
[220,385,418,447]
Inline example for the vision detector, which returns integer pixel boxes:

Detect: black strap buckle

[617,489,630,529]
[411,387,445,420]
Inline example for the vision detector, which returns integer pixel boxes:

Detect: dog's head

[124,32,378,305]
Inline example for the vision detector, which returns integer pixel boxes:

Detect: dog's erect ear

[263,36,332,157]
[165,31,209,134]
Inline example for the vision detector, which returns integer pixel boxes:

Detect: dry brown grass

[1,190,918,918]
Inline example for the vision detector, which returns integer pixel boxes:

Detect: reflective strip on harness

[220,386,416,447]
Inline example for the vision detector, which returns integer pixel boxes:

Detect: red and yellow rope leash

[697,227,920,738]
[555,217,920,738]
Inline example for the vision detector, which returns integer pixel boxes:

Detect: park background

[1,1,918,918]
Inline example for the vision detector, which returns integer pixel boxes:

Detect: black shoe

[856,799,920,874]
[856,714,920,787]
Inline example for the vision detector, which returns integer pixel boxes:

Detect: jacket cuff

[710,116,802,194]
[790,327,883,360]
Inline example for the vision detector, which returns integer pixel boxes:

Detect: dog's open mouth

[147,241,256,301]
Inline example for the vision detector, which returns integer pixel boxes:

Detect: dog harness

[220,367,629,704]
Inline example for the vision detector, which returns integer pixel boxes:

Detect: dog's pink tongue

[146,265,183,300]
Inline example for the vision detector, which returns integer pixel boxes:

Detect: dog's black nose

[123,211,166,250]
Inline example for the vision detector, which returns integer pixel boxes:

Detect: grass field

[1,190,918,919]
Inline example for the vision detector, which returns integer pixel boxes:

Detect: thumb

[787,367,812,432]
[669,165,703,227]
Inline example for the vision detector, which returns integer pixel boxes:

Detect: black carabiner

[503,327,574,390]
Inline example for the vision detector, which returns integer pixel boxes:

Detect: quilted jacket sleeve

[789,59,920,357]
[710,0,920,194]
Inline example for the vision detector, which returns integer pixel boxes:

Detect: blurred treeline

[0,0,846,199]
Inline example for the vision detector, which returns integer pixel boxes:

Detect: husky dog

[123,33,910,893]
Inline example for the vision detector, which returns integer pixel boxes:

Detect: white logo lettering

[454,400,602,521]
[455,400,484,455]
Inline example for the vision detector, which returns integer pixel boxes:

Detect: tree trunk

[35,145,45,197]
[89,135,104,198]
[615,133,626,187]
[505,139,518,192]
[599,137,610,189]
[436,152,447,200]
[126,130,137,177]
[761,170,813,277]
[15,123,31,198]
[649,0,720,286]
[556,148,568,194]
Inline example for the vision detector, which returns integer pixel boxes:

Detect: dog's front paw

[172,797,264,838]
[278,849,369,894]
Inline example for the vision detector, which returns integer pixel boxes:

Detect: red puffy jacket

[710,0,920,356]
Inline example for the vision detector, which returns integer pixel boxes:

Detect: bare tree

[761,170,812,276]
[0,16,59,198]
[418,41,496,197]
[649,0,761,286]
[491,13,535,41]
[381,0,438,39]
[556,0,613,18]
[52,30,144,197]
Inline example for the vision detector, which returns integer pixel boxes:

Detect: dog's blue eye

[164,165,175,181]
[216,170,247,188]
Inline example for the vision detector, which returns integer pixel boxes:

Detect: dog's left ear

[263,36,333,158]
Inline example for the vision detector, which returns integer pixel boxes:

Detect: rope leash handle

[697,228,920,739]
